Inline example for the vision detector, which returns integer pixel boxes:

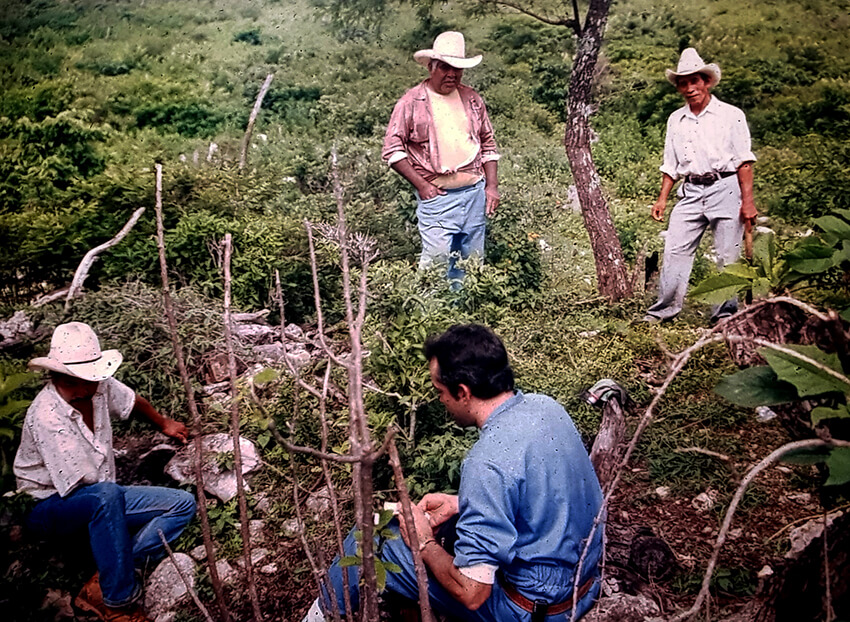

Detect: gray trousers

[647,174,744,321]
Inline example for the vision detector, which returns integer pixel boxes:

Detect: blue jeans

[416,179,487,281]
[27,482,196,607]
[322,521,600,621]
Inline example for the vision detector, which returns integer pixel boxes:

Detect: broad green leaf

[0,372,35,397]
[834,240,850,264]
[781,446,831,465]
[752,232,775,276]
[814,215,850,245]
[784,239,836,274]
[811,405,850,425]
[759,344,850,396]
[690,273,750,304]
[384,561,402,574]
[375,559,387,591]
[0,399,31,419]
[715,366,799,407]
[723,262,758,279]
[833,208,850,221]
[825,447,850,486]
[338,556,361,568]
[375,508,395,530]
[841,307,850,323]
[253,368,279,385]
[751,277,772,298]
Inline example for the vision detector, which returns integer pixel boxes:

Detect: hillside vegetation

[0,0,848,620]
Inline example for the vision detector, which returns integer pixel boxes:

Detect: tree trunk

[564,0,632,301]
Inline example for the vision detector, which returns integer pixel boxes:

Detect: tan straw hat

[29,322,122,382]
[666,48,721,88]
[414,31,482,69]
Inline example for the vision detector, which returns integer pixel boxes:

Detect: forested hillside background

[1,0,848,620]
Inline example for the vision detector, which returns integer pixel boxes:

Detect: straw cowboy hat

[666,48,721,88]
[29,322,122,382]
[414,31,482,69]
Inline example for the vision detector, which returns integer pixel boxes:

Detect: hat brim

[666,64,721,88]
[414,50,482,69]
[29,349,123,382]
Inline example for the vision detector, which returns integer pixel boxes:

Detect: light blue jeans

[321,521,601,621]
[27,482,196,607]
[416,179,487,281]
[647,175,744,321]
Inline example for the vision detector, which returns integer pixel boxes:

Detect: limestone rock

[582,592,661,622]
[145,553,195,619]
[305,486,332,518]
[165,433,261,502]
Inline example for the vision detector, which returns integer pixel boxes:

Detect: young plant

[338,508,402,592]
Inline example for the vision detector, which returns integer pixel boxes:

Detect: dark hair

[423,324,515,399]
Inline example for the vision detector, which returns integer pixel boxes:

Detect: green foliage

[338,509,401,592]
[233,29,262,46]
[0,368,38,491]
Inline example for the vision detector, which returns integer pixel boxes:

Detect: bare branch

[221,233,263,621]
[823,511,835,622]
[669,438,850,622]
[153,163,231,622]
[239,73,274,171]
[64,207,145,311]
[674,446,740,482]
[480,0,579,29]
[157,530,215,622]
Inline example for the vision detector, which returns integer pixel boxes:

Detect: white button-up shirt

[660,95,756,180]
[14,377,135,499]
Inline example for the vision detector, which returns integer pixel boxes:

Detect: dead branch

[239,73,274,171]
[589,396,627,492]
[669,438,850,622]
[479,0,579,28]
[221,233,263,621]
[157,530,215,622]
[823,511,835,622]
[674,446,740,483]
[153,163,231,622]
[388,438,436,622]
[64,207,145,311]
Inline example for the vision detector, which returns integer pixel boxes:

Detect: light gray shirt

[660,95,756,180]
[14,377,135,499]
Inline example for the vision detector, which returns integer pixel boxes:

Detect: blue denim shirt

[453,391,604,604]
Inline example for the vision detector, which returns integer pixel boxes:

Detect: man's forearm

[483,160,498,189]
[420,542,491,610]
[133,395,167,429]
[391,158,430,194]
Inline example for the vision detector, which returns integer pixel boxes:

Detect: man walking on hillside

[383,31,501,282]
[14,322,195,622]
[303,324,603,621]
[644,48,757,324]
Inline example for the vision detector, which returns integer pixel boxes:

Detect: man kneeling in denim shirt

[304,324,603,621]
[382,31,501,283]
[14,322,195,622]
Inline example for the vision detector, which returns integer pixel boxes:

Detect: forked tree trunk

[564,0,632,301]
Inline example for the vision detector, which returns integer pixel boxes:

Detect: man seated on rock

[14,322,196,622]
[303,324,604,621]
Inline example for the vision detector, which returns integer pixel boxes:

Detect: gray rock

[154,614,177,622]
[787,510,844,559]
[145,553,195,619]
[216,559,238,585]
[165,433,261,502]
[281,517,304,537]
[253,343,287,363]
[249,519,264,543]
[305,486,332,518]
[260,563,278,575]
[691,489,718,513]
[581,592,660,622]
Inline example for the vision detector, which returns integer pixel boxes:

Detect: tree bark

[564,0,632,301]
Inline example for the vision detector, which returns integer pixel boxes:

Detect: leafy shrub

[233,29,262,46]
[134,100,225,137]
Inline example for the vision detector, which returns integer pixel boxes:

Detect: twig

[673,447,740,482]
[823,511,835,622]
[388,437,435,622]
[766,502,850,543]
[64,207,146,311]
[669,438,850,622]
[239,73,274,171]
[157,530,215,622]
[222,233,263,621]
[153,163,231,622]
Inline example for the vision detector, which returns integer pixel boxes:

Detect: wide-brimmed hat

[666,48,721,88]
[414,31,482,69]
[29,322,122,382]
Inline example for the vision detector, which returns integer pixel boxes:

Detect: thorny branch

[157,530,215,622]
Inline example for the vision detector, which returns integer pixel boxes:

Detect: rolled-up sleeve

[453,458,517,571]
[475,95,500,163]
[729,109,756,169]
[104,377,135,421]
[382,97,410,165]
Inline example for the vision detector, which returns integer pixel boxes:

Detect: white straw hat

[666,48,721,88]
[414,31,482,69]
[29,322,122,382]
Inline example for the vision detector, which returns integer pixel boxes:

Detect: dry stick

[239,73,274,171]
[64,207,146,311]
[157,530,216,622]
[304,222,346,369]
[329,146,380,622]
[221,234,263,621]
[673,447,740,482]
[669,438,850,622]
[153,163,232,622]
[823,511,835,622]
[388,438,436,622]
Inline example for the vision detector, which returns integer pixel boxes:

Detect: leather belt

[684,170,736,186]
[498,571,597,619]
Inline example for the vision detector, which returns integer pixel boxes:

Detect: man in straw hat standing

[643,48,757,324]
[14,322,195,621]
[383,31,500,282]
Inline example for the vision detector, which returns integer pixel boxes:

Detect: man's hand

[651,199,667,222]
[398,504,435,550]
[417,493,459,529]
[418,182,446,201]
[740,198,757,226]
[161,419,189,444]
[485,185,500,217]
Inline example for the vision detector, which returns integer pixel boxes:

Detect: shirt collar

[480,390,524,431]
[682,95,717,120]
